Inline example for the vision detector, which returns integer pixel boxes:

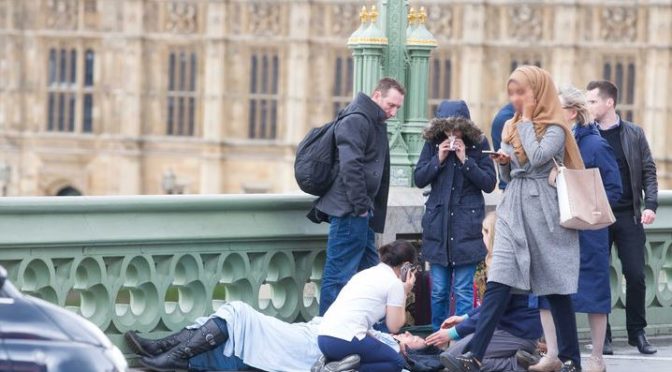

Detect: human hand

[403,270,417,295]
[440,315,465,329]
[490,150,511,165]
[425,329,451,347]
[641,209,656,225]
[399,340,408,356]
[522,88,536,121]
[453,138,466,164]
[438,139,451,164]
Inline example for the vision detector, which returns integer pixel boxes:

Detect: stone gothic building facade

[0,0,670,196]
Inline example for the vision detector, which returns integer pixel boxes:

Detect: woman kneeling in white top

[317,240,418,372]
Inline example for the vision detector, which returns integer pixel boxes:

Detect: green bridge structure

[1,1,671,368]
[1,192,672,356]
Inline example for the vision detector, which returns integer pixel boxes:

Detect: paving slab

[582,336,672,372]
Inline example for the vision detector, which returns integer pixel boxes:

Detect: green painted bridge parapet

[1,192,672,352]
[0,194,328,352]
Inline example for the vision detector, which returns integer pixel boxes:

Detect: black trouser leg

[546,294,581,367]
[464,282,512,361]
[608,212,648,341]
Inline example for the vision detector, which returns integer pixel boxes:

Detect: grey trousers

[444,329,536,372]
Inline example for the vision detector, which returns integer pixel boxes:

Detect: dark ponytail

[378,240,418,267]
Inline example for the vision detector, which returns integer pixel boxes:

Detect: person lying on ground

[125,300,429,372]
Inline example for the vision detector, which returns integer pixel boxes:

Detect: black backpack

[294,111,363,196]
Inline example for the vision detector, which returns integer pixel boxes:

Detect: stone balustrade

[1,192,671,355]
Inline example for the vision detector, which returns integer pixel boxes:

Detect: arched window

[428,52,452,117]
[56,186,82,196]
[167,50,199,136]
[510,56,542,72]
[602,57,637,122]
[47,47,95,133]
[248,49,280,140]
[332,51,354,116]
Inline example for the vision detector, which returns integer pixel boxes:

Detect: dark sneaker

[559,360,582,372]
[440,351,481,372]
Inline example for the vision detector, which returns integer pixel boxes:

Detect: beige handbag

[549,159,616,230]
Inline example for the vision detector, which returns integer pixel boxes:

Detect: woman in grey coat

[437,66,586,372]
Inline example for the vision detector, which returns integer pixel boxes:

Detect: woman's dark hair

[378,240,418,267]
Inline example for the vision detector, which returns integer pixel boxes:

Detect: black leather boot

[125,328,194,357]
[139,319,229,371]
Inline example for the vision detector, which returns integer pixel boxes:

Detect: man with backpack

[305,77,405,315]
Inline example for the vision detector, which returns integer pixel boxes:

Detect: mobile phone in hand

[482,150,497,155]
[399,262,413,283]
[400,262,416,282]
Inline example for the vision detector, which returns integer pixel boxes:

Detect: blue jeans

[189,318,250,371]
[430,263,477,331]
[317,335,405,372]
[319,214,378,315]
[189,344,249,371]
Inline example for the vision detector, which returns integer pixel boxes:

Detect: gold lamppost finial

[418,6,428,24]
[368,5,379,23]
[359,5,369,24]
[408,7,418,25]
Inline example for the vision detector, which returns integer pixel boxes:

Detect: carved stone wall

[0,0,670,196]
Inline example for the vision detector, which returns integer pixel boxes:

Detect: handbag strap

[549,156,564,187]
[552,157,565,169]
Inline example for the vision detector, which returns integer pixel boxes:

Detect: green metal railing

[0,192,671,352]
[0,195,328,352]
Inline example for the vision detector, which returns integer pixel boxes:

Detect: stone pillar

[280,0,312,192]
[285,0,311,144]
[404,7,436,170]
[550,4,579,86]
[199,0,227,193]
[458,3,486,126]
[644,5,672,185]
[116,0,143,194]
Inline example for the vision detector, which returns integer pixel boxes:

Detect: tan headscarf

[501,66,585,170]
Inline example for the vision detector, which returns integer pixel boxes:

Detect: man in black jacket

[315,78,405,315]
[586,80,658,355]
